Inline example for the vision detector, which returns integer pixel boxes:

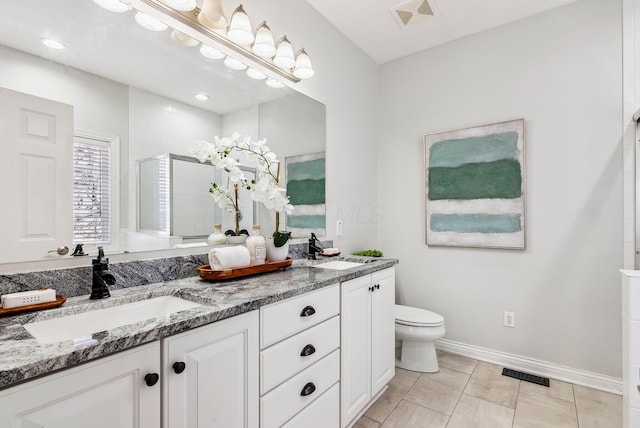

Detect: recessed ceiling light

[93,0,130,13]
[135,12,168,32]
[41,38,66,50]
[194,93,209,101]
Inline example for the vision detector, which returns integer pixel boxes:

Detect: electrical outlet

[504,311,515,328]
[336,220,343,236]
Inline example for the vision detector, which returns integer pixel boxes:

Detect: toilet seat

[395,304,444,327]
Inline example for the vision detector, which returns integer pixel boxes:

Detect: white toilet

[395,304,445,373]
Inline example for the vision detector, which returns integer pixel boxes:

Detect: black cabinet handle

[300,382,316,397]
[300,344,316,357]
[144,373,159,387]
[173,361,186,374]
[375,284,380,290]
[368,287,373,292]
[300,305,316,317]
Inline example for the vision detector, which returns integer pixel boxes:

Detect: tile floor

[354,350,622,428]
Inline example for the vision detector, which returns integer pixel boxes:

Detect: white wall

[378,0,623,377]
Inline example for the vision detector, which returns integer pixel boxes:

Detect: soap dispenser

[208,224,227,246]
[246,225,266,265]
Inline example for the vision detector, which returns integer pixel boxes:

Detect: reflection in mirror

[0,0,326,265]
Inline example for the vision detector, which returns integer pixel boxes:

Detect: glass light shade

[41,38,66,50]
[246,68,267,80]
[200,45,225,60]
[135,12,168,32]
[251,22,275,58]
[161,0,196,11]
[293,49,314,79]
[227,5,254,46]
[224,56,248,71]
[198,0,227,30]
[266,78,285,88]
[170,29,199,47]
[93,0,130,13]
[273,36,295,70]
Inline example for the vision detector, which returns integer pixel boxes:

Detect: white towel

[208,246,250,270]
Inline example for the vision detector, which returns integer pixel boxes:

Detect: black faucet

[90,247,115,299]
[308,233,323,260]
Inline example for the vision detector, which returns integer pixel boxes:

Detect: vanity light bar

[135,0,302,83]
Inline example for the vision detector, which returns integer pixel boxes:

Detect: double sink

[23,259,367,344]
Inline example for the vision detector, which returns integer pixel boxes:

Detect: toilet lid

[395,304,444,327]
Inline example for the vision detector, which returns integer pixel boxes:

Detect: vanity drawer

[260,349,340,428]
[282,382,339,428]
[260,283,339,348]
[260,315,340,394]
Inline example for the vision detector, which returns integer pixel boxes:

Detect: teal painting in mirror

[285,152,326,238]
[424,119,526,249]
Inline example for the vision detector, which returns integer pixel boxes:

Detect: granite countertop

[0,257,397,389]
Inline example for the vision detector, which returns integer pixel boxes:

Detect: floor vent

[502,368,550,387]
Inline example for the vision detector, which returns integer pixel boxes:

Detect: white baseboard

[436,339,622,395]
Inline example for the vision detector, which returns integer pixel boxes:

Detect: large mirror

[0,0,326,265]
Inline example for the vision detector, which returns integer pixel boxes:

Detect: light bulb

[273,36,295,70]
[135,12,168,32]
[93,0,130,12]
[224,57,248,71]
[251,22,275,58]
[161,0,196,11]
[266,78,285,88]
[198,0,227,30]
[227,5,254,46]
[200,45,225,60]
[293,49,314,79]
[246,68,267,80]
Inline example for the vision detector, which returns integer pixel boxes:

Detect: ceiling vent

[390,0,440,28]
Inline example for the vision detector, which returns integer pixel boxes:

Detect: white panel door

[163,310,259,428]
[0,341,160,428]
[0,87,73,263]
[340,275,372,427]
[371,268,396,395]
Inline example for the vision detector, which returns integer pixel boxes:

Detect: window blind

[73,140,111,245]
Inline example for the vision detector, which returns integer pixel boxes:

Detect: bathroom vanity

[0,258,396,428]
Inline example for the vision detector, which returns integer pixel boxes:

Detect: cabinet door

[0,341,160,428]
[163,310,259,428]
[371,268,396,395]
[341,275,372,427]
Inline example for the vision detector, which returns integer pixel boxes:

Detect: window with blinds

[73,139,112,245]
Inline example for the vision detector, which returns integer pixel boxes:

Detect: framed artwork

[424,119,526,249]
[285,152,326,238]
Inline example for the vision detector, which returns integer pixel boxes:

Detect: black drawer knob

[173,361,186,374]
[300,382,316,397]
[300,344,316,357]
[300,305,316,317]
[144,373,159,387]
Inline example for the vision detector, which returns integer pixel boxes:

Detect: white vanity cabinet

[341,267,396,427]
[259,283,341,428]
[622,271,640,427]
[162,310,259,428]
[0,341,161,428]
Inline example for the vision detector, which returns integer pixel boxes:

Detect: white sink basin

[24,296,202,344]
[312,261,364,270]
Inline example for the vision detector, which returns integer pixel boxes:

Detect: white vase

[226,235,248,245]
[265,238,289,262]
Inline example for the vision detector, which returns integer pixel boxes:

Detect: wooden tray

[198,258,293,281]
[0,295,67,317]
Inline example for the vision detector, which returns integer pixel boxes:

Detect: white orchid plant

[189,133,294,247]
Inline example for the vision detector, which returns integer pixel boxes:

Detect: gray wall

[378,0,623,377]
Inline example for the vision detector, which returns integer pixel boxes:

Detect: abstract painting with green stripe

[424,119,525,249]
[285,152,326,238]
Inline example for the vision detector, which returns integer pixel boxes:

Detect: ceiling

[304,0,578,64]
